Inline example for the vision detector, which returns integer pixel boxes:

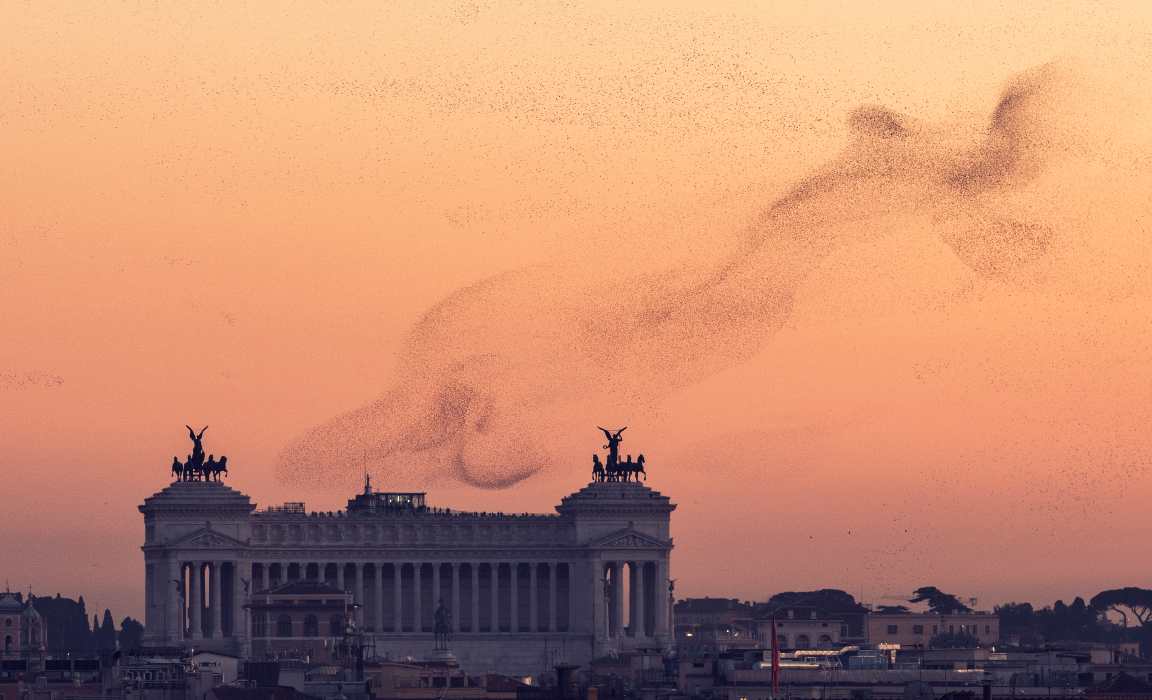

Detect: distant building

[0,590,46,658]
[191,649,243,685]
[363,659,525,700]
[248,581,355,662]
[866,611,999,648]
[757,615,844,650]
[140,464,676,675]
[674,599,755,654]
[753,595,868,641]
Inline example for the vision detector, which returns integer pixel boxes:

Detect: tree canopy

[765,589,869,613]
[910,587,972,614]
[1090,588,1152,628]
[119,617,144,651]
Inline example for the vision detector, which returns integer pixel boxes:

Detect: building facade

[0,591,45,659]
[140,474,675,675]
[761,616,845,650]
[865,611,1000,648]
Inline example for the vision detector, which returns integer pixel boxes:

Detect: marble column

[471,564,480,633]
[451,564,461,632]
[414,563,423,632]
[189,562,203,640]
[337,563,346,593]
[489,563,499,632]
[509,562,519,632]
[144,561,156,636]
[590,561,603,640]
[355,564,366,626]
[210,562,223,638]
[432,562,441,611]
[634,561,646,639]
[529,563,539,632]
[612,561,625,639]
[568,563,577,634]
[393,564,403,633]
[377,563,386,632]
[548,562,558,633]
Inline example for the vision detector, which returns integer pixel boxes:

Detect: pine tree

[99,609,117,651]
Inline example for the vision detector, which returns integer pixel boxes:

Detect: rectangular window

[886,625,898,634]
[913,625,924,634]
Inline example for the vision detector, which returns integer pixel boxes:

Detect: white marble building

[139,475,675,674]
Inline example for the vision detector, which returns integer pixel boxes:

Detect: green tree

[118,617,144,651]
[31,594,95,653]
[1090,588,1152,629]
[910,587,972,614]
[995,602,1040,645]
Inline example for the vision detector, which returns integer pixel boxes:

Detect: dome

[21,602,41,620]
[0,592,23,613]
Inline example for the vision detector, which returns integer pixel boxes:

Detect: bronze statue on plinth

[434,599,452,650]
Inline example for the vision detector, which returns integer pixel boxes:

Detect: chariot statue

[591,427,647,482]
[169,426,229,482]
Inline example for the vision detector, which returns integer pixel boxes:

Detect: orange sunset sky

[3,2,1152,621]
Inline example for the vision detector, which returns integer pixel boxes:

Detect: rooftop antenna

[363,470,372,495]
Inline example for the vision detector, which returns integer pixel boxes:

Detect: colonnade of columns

[173,560,244,641]
[164,555,671,646]
[248,560,577,635]
[601,559,669,641]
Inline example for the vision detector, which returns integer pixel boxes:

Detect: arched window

[303,615,319,637]
[253,613,267,637]
[330,614,345,636]
[795,634,811,648]
[777,634,788,648]
[276,614,293,637]
[818,634,833,648]
[4,635,12,652]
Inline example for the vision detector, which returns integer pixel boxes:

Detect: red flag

[770,616,780,696]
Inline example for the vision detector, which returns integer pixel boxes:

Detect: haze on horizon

[2,1,1151,621]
